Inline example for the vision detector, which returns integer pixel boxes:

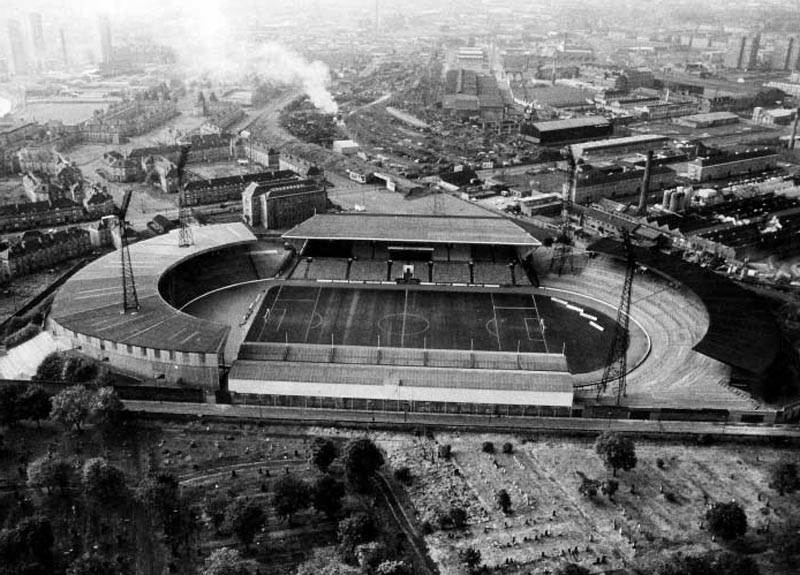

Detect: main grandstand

[47,209,783,422]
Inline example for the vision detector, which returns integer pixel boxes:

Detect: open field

[376,431,800,575]
[244,285,618,373]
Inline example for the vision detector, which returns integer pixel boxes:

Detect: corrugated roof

[229,360,574,396]
[50,223,257,353]
[283,214,540,246]
[532,116,610,132]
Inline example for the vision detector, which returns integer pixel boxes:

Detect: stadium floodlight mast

[597,231,635,405]
[176,145,193,248]
[118,189,139,314]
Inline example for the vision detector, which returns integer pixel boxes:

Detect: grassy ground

[376,430,800,575]
[0,259,78,324]
[245,285,615,372]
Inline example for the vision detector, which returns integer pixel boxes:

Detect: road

[126,401,800,439]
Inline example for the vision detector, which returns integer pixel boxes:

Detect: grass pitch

[245,285,616,373]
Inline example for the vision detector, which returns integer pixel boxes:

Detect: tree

[311,474,345,520]
[272,474,310,524]
[337,512,377,562]
[0,384,23,428]
[50,385,94,431]
[34,352,64,382]
[91,387,125,426]
[496,489,512,514]
[481,441,495,454]
[705,501,747,541]
[769,460,800,495]
[356,541,387,573]
[653,550,759,575]
[578,474,600,498]
[449,506,468,529]
[595,432,637,477]
[27,454,74,495]
[201,548,253,575]
[375,561,412,575]
[66,551,116,575]
[21,385,51,426]
[554,564,591,575]
[82,458,128,506]
[0,515,55,574]
[502,442,514,454]
[310,437,338,472]
[602,478,619,500]
[461,546,481,573]
[62,357,98,384]
[708,551,760,575]
[343,438,384,492]
[204,491,232,533]
[297,548,360,575]
[223,498,266,549]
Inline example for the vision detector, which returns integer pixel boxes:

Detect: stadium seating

[349,260,389,281]
[434,262,470,283]
[542,257,756,410]
[473,263,514,285]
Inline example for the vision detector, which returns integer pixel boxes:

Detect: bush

[437,444,452,460]
[502,442,514,455]
[3,323,40,348]
[449,506,468,529]
[706,501,747,540]
[420,520,434,535]
[481,441,495,454]
[393,467,413,485]
[656,458,665,469]
[769,460,800,495]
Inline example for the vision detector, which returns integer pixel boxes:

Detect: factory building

[571,163,676,204]
[521,116,612,146]
[687,148,778,182]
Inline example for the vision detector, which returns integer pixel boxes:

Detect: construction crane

[118,189,139,314]
[177,145,193,248]
[597,231,635,404]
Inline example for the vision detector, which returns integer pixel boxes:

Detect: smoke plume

[166,3,338,114]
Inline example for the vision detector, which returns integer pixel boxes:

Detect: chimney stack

[638,150,653,215]
[790,107,800,150]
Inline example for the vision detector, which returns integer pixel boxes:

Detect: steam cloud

[248,44,339,115]
[169,4,338,114]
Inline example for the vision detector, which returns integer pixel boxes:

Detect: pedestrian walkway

[124,400,800,439]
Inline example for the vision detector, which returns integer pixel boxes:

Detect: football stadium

[47,213,780,422]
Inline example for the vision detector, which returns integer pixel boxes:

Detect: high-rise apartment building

[98,15,112,65]
[725,33,760,71]
[29,13,45,71]
[7,19,28,75]
[773,36,800,71]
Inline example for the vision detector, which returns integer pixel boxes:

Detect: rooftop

[532,116,610,133]
[49,223,257,354]
[283,214,540,246]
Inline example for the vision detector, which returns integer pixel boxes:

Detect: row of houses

[0,227,93,282]
[0,185,116,233]
[79,99,179,144]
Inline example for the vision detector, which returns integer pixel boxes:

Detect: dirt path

[374,471,439,575]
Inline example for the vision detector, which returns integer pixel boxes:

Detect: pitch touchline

[257,284,283,342]
[401,288,409,348]
[490,293,502,351]
[303,287,323,343]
